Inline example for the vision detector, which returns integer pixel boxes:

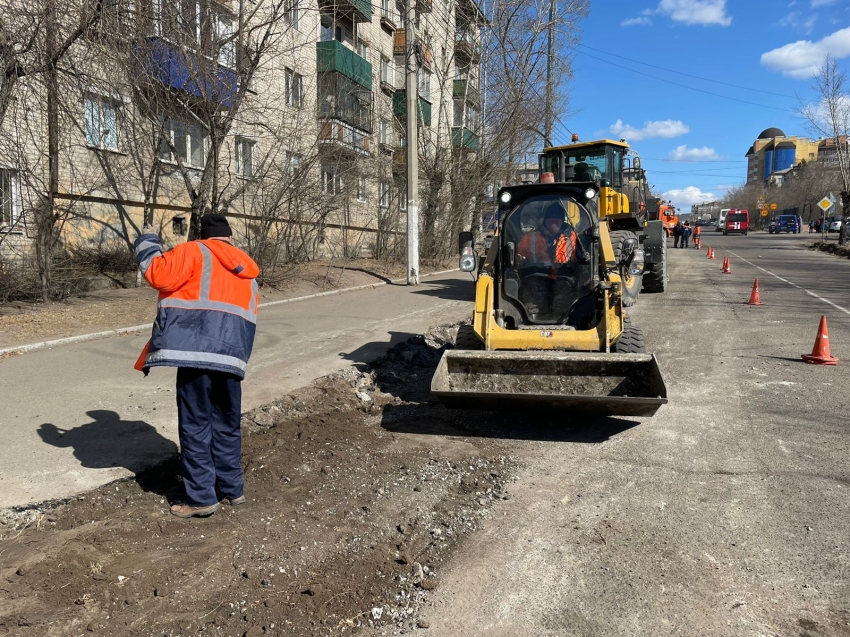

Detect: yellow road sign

[818,197,833,212]
[761,209,769,217]
[769,203,777,210]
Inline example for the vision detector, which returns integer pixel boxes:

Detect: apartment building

[0,0,485,262]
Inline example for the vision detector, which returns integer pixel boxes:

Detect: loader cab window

[502,195,595,327]
[539,144,622,187]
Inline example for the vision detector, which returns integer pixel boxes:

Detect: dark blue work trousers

[176,368,244,506]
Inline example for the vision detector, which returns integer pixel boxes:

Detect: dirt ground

[0,267,520,637]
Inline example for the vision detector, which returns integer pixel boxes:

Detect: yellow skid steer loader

[431,180,667,416]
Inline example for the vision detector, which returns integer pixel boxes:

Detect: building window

[84,95,120,150]
[379,119,393,146]
[418,67,431,101]
[284,0,300,30]
[286,151,303,176]
[158,117,207,168]
[0,169,19,226]
[285,68,303,108]
[357,38,369,59]
[453,100,479,130]
[380,56,393,86]
[322,165,343,195]
[235,137,255,177]
[357,176,367,202]
[215,12,236,68]
[379,181,390,208]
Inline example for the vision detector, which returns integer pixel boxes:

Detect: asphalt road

[0,271,474,508]
[419,232,850,637]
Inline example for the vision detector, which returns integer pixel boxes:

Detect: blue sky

[559,0,850,212]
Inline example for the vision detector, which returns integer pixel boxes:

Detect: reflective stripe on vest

[145,348,248,372]
[157,243,259,324]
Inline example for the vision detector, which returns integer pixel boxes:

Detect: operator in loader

[517,201,580,319]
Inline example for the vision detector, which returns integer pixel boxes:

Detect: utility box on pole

[405,0,420,285]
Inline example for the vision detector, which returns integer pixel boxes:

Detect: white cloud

[663,186,717,210]
[608,119,690,141]
[621,16,652,26]
[656,0,731,26]
[761,26,850,79]
[812,0,836,7]
[669,145,722,160]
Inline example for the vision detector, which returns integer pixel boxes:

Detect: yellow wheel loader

[430,179,667,417]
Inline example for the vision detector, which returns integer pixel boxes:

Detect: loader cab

[538,140,627,190]
[497,187,598,328]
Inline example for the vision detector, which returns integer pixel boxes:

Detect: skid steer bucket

[431,350,667,417]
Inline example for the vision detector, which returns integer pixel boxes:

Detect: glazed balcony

[392,90,432,127]
[318,118,371,156]
[139,37,238,108]
[451,126,480,152]
[318,0,372,22]
[316,40,373,90]
[453,79,480,104]
[455,29,481,62]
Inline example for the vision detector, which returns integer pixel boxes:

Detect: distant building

[745,127,819,185]
[816,136,850,166]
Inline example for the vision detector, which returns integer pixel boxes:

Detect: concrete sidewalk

[0,271,473,508]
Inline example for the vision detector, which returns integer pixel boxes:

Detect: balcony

[380,1,400,30]
[455,29,481,62]
[393,90,431,127]
[393,31,432,67]
[139,37,238,108]
[316,40,372,90]
[451,126,480,152]
[318,0,372,22]
[453,79,480,104]
[318,118,371,156]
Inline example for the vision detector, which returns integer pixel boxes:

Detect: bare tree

[798,54,850,244]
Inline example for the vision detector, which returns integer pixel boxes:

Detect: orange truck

[658,204,678,237]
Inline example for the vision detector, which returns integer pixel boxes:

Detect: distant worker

[809,218,815,233]
[134,214,260,518]
[680,222,692,249]
[673,221,683,248]
[693,223,702,249]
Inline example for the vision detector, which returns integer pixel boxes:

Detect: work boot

[170,502,221,518]
[227,495,246,506]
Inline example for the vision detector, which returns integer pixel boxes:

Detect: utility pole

[404,0,420,285]
[544,0,554,147]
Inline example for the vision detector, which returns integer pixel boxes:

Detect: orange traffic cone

[802,316,838,365]
[746,279,763,305]
[709,247,716,259]
[721,256,731,273]
[706,246,712,258]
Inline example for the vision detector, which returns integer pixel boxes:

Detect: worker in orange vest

[134,214,260,518]
[517,202,579,319]
[693,223,702,249]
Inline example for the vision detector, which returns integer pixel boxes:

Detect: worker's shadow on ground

[340,331,423,367]
[380,403,639,443]
[37,410,181,498]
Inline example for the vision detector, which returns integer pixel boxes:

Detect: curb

[0,268,461,358]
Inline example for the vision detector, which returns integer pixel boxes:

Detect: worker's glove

[141,223,157,236]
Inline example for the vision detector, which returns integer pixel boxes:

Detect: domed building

[745,127,820,185]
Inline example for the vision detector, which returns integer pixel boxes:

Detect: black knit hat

[544,202,565,222]
[200,214,232,239]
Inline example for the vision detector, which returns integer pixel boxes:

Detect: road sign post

[817,195,834,240]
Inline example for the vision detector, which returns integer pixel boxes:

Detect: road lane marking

[729,251,850,317]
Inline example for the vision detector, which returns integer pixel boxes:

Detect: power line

[573,49,793,113]
[576,44,797,99]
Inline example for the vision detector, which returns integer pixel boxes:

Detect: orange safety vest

[133,234,260,378]
[518,228,577,265]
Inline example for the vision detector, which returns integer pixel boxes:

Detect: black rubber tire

[609,230,642,307]
[613,325,646,353]
[642,232,667,293]
[455,323,483,350]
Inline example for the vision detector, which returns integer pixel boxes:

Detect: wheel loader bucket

[431,350,667,417]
